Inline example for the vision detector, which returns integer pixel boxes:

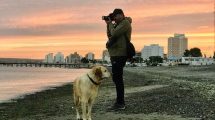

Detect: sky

[0,0,214,59]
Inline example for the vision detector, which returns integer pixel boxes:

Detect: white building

[54,52,64,63]
[102,50,110,63]
[181,57,214,66]
[44,53,54,63]
[168,34,188,60]
[141,44,164,60]
[85,52,95,60]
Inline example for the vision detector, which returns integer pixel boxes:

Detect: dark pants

[110,56,127,105]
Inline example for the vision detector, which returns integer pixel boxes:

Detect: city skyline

[0,0,214,59]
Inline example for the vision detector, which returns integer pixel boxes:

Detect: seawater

[0,66,89,103]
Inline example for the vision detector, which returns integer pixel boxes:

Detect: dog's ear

[94,67,102,78]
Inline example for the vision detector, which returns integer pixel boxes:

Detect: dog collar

[87,74,100,86]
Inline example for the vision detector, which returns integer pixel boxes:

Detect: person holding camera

[103,8,132,111]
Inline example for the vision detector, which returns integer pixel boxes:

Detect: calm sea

[0,66,89,103]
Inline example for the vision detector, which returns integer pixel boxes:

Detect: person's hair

[112,8,124,17]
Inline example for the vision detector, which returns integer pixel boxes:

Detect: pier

[0,62,87,68]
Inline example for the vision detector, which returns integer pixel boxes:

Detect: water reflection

[0,67,89,103]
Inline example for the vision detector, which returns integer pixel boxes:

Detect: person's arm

[108,20,131,40]
[106,24,112,39]
[105,19,112,38]
[105,20,114,48]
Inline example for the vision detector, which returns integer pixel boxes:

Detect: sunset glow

[0,0,214,59]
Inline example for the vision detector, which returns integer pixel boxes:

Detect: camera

[102,13,114,21]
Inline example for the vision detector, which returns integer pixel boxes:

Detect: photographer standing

[104,8,132,110]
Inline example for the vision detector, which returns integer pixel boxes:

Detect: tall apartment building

[168,34,188,60]
[54,52,64,63]
[85,52,95,60]
[65,52,81,64]
[44,53,54,63]
[141,44,164,60]
[102,50,110,63]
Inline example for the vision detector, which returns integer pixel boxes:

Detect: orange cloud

[0,0,214,59]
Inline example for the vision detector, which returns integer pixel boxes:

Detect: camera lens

[102,16,109,21]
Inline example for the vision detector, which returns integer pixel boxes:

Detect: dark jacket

[106,19,132,57]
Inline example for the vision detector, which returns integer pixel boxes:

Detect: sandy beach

[0,65,215,120]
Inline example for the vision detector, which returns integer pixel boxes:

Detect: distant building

[168,34,188,60]
[85,52,95,60]
[141,44,164,60]
[181,57,214,65]
[54,52,64,63]
[44,53,54,63]
[102,50,110,63]
[65,52,81,64]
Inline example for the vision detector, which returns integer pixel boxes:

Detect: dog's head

[92,66,111,80]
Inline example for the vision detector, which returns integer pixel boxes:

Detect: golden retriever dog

[73,66,111,120]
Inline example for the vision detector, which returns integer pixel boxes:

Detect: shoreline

[0,82,71,104]
[0,65,215,120]
[0,67,90,105]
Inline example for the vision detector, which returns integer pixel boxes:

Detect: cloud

[0,0,213,37]
[0,7,105,37]
[134,12,214,34]
[0,0,214,58]
[0,11,213,37]
[0,23,104,37]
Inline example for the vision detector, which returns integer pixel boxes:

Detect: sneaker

[107,103,125,111]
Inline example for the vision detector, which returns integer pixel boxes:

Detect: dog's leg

[74,93,81,120]
[87,98,94,120]
[76,109,81,120]
[75,106,81,120]
[81,100,87,120]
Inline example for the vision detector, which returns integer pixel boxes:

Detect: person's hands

[105,19,112,24]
